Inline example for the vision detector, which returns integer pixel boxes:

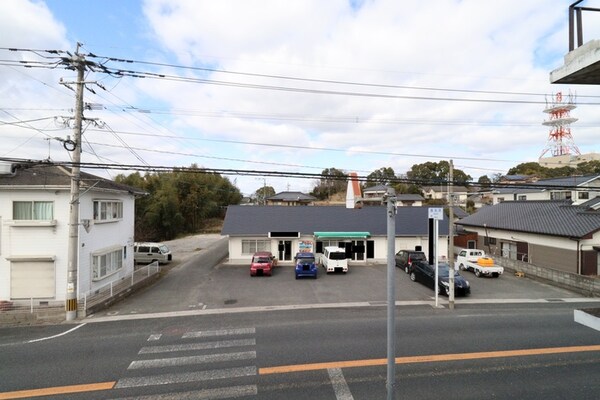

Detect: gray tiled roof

[0,164,146,195]
[397,194,425,201]
[267,191,316,201]
[456,200,600,238]
[221,205,449,237]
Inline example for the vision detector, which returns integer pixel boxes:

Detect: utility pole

[448,160,455,309]
[385,187,397,400]
[65,43,85,321]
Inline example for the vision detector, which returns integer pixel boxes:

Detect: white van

[134,242,173,264]
[321,246,348,273]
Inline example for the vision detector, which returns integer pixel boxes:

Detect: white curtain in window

[13,202,32,220]
[34,201,53,220]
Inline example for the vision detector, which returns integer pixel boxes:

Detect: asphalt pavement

[86,234,600,322]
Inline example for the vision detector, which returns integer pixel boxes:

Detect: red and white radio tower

[540,91,581,158]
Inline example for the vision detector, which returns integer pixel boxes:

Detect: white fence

[0,262,161,325]
[80,261,161,313]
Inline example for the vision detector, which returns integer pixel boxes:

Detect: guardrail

[568,1,600,51]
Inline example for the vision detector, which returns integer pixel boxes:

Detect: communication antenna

[540,91,581,158]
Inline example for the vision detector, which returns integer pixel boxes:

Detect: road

[1,237,599,399]
[0,304,599,399]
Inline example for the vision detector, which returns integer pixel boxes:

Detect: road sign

[428,207,443,220]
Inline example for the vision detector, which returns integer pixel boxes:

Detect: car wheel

[459,263,465,271]
[410,272,416,282]
[475,269,482,278]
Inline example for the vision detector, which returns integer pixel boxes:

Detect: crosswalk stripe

[182,328,255,339]
[115,366,257,388]
[328,368,354,400]
[109,385,258,399]
[139,339,256,354]
[128,351,257,369]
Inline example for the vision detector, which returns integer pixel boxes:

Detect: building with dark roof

[490,175,600,205]
[455,200,600,275]
[266,191,317,206]
[0,163,144,306]
[221,205,449,264]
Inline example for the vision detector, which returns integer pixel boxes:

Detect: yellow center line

[259,344,600,375]
[0,381,116,400]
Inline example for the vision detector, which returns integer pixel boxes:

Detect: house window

[484,237,496,246]
[13,201,53,220]
[578,192,589,200]
[517,195,526,201]
[497,197,504,203]
[93,200,123,222]
[92,248,123,280]
[241,239,271,255]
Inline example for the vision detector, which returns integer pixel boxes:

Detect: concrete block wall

[496,257,600,297]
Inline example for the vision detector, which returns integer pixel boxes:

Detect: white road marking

[328,368,354,400]
[139,339,256,354]
[182,327,255,339]
[110,385,257,399]
[147,334,162,341]
[27,323,86,343]
[128,351,257,369]
[115,366,257,388]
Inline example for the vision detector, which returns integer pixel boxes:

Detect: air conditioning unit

[0,163,15,175]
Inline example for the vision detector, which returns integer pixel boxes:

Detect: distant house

[490,175,600,205]
[0,163,144,305]
[422,185,470,205]
[266,191,316,206]
[455,199,600,276]
[363,185,424,206]
[498,174,538,184]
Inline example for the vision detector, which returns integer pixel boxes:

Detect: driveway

[88,234,593,319]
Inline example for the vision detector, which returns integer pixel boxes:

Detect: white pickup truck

[456,249,503,278]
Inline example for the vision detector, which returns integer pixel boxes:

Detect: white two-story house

[0,163,144,306]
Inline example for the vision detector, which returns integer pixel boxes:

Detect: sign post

[429,208,443,308]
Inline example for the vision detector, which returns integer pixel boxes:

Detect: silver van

[134,242,172,264]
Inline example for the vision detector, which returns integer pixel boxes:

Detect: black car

[394,250,427,274]
[409,261,471,296]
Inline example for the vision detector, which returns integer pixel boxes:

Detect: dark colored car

[295,252,318,279]
[395,250,427,274]
[409,261,471,296]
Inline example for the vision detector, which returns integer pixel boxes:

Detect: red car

[250,251,276,276]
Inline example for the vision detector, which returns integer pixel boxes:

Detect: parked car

[395,250,427,273]
[409,261,471,296]
[294,252,318,279]
[250,251,276,276]
[134,242,172,264]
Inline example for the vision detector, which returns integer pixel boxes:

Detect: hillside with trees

[115,164,242,241]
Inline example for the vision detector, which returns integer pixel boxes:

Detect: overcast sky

[1,0,600,196]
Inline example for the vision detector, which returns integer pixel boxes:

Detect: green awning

[314,231,370,239]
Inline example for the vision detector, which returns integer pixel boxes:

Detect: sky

[1,0,600,196]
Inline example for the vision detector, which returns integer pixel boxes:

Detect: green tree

[365,167,396,187]
[254,185,276,205]
[478,175,491,188]
[407,161,472,186]
[310,168,347,200]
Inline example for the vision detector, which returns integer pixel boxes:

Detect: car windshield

[158,245,169,253]
[438,265,459,277]
[298,257,315,264]
[411,253,426,261]
[254,257,271,263]
[329,252,346,260]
